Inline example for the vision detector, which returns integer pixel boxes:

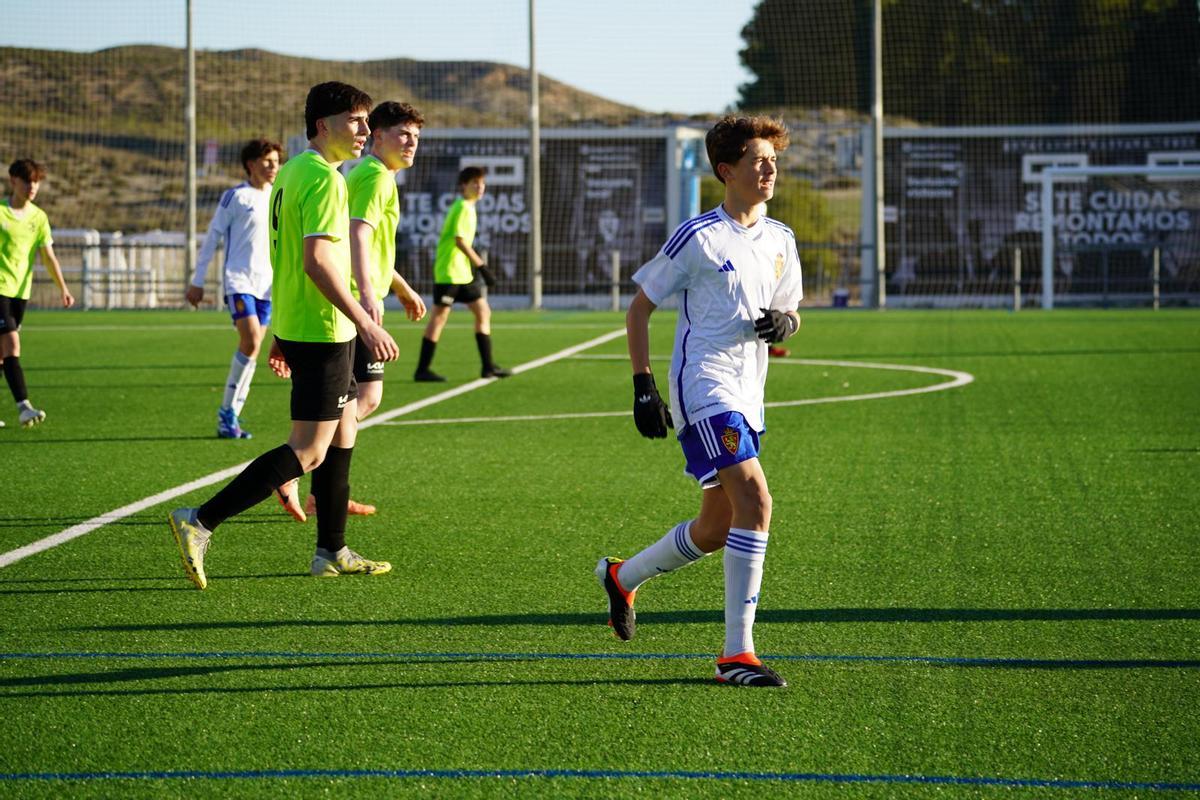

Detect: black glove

[476,264,497,288]
[632,373,673,439]
[754,308,798,344]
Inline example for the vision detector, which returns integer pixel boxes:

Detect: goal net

[3,2,1198,309]
[1035,165,1200,307]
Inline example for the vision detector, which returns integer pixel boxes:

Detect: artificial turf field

[0,308,1197,798]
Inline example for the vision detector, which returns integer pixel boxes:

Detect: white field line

[377,357,974,427]
[0,328,627,570]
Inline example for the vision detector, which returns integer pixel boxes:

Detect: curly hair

[704,115,789,183]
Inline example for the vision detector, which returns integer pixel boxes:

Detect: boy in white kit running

[597,115,802,687]
[187,138,283,439]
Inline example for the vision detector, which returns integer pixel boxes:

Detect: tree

[737,0,1200,125]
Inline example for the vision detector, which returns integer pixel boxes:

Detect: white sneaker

[310,547,392,577]
[18,406,45,428]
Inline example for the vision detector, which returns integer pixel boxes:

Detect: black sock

[416,337,437,374]
[197,444,303,531]
[3,357,28,404]
[475,332,494,370]
[311,445,353,553]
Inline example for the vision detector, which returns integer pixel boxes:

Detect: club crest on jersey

[722,427,740,454]
[774,253,784,280]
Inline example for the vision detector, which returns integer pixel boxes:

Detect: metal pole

[1152,247,1160,311]
[185,0,196,299]
[871,0,886,308]
[1013,247,1021,312]
[1041,175,1053,309]
[610,250,620,312]
[528,0,543,310]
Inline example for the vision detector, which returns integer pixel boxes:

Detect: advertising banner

[393,133,670,293]
[884,127,1200,297]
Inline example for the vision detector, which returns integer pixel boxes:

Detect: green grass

[0,308,1198,798]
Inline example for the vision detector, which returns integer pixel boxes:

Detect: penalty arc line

[374,357,975,427]
[0,328,627,570]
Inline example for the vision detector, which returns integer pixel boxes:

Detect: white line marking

[766,358,974,408]
[0,465,249,569]
[0,328,627,570]
[382,410,629,426]
[376,358,974,428]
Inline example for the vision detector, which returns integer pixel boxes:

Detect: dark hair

[368,102,424,133]
[240,138,283,175]
[457,166,486,185]
[305,81,373,139]
[8,158,46,182]
[704,115,789,183]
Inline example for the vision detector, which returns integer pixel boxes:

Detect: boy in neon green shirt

[168,82,400,589]
[0,159,75,428]
[414,166,509,382]
[347,101,427,419]
[287,101,428,518]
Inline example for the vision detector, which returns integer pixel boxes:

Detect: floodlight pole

[185,0,197,290]
[528,0,543,310]
[871,0,886,308]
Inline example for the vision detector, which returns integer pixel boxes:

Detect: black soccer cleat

[414,369,447,383]
[481,365,512,379]
[594,556,636,641]
[715,654,787,687]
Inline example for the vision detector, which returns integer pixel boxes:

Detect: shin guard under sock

[311,445,353,552]
[197,444,304,531]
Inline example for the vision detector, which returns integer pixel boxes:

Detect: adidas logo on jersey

[718,259,736,273]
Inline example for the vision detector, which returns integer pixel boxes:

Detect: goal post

[1039,165,1200,309]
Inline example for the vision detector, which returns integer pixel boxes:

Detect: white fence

[44,229,193,310]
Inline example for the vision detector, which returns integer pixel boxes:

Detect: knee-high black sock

[416,337,437,374]
[475,332,494,370]
[3,357,29,404]
[311,445,353,553]
[197,444,303,531]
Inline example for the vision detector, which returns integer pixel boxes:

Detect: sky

[1,0,758,115]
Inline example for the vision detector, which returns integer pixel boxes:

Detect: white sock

[616,520,708,592]
[222,351,254,413]
[231,354,257,415]
[723,527,769,658]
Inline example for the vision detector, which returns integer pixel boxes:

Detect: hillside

[0,45,669,231]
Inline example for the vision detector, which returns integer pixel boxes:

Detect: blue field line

[0,650,1196,669]
[0,766,1197,792]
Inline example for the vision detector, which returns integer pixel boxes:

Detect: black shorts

[353,333,385,383]
[275,337,358,422]
[0,296,28,334]
[433,280,483,307]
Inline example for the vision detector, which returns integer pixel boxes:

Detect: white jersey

[191,181,273,299]
[633,204,803,433]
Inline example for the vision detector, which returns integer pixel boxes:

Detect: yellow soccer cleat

[310,547,392,577]
[168,508,211,590]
